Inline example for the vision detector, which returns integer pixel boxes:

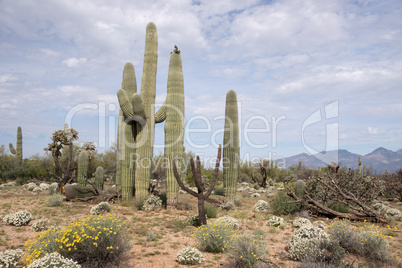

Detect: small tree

[172,145,222,225]
[44,128,78,190]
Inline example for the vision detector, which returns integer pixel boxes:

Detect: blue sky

[1,0,401,164]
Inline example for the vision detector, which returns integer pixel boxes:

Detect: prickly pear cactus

[223,90,239,202]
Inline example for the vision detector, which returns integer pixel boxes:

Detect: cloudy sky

[1,0,401,165]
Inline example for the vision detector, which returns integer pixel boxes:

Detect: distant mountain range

[284,147,402,174]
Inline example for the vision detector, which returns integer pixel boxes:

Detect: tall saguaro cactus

[95,166,105,190]
[164,47,185,206]
[9,126,23,164]
[117,22,165,199]
[223,90,239,202]
[77,151,89,187]
[117,63,137,200]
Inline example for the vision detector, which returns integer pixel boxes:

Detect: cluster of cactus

[116,22,185,201]
[223,90,239,202]
[9,126,22,163]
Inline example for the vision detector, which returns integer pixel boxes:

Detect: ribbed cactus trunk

[9,126,23,164]
[165,48,185,207]
[119,63,137,200]
[358,157,362,175]
[77,151,89,187]
[133,22,158,198]
[223,90,239,202]
[95,166,105,190]
[116,111,123,192]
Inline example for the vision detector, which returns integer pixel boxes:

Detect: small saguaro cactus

[9,126,23,163]
[173,145,222,226]
[77,151,89,187]
[95,166,105,190]
[295,179,305,198]
[223,90,239,202]
[358,157,362,175]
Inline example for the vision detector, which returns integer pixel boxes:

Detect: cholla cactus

[3,210,33,226]
[176,247,204,265]
[142,195,162,211]
[214,216,239,229]
[90,202,111,215]
[39,183,49,190]
[267,216,285,227]
[288,225,329,261]
[0,249,24,268]
[32,219,51,232]
[253,200,269,212]
[293,217,312,228]
[27,252,81,268]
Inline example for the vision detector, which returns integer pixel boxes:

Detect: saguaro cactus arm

[9,143,16,154]
[155,101,167,123]
[131,93,146,120]
[117,89,134,118]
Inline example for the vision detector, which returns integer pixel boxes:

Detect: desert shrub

[132,195,146,210]
[146,232,156,242]
[192,222,237,253]
[27,252,81,268]
[267,216,285,227]
[27,184,36,191]
[48,182,58,195]
[32,187,42,193]
[158,192,167,208]
[3,210,33,226]
[213,187,224,196]
[177,202,193,211]
[39,183,49,190]
[214,216,239,229]
[358,229,391,262]
[271,191,302,215]
[90,202,111,215]
[300,238,345,266]
[142,195,162,211]
[252,229,267,240]
[32,219,51,232]
[45,194,64,207]
[0,249,24,268]
[220,201,235,210]
[188,216,204,227]
[381,169,402,201]
[253,200,269,212]
[293,217,312,228]
[24,214,130,267]
[234,198,242,207]
[327,219,360,254]
[176,247,204,265]
[227,235,266,268]
[313,220,326,230]
[204,203,217,218]
[288,225,329,261]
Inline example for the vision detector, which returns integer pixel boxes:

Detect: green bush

[328,202,351,213]
[45,194,64,207]
[270,191,302,215]
[358,229,391,262]
[192,222,237,253]
[234,198,242,207]
[146,232,156,242]
[227,235,266,268]
[204,203,217,218]
[327,219,360,254]
[213,187,224,196]
[24,214,130,267]
[133,195,147,210]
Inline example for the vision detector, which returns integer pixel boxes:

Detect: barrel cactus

[223,90,239,202]
[77,151,89,187]
[94,166,104,190]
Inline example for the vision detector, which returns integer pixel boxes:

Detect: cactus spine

[117,22,165,199]
[95,166,105,190]
[9,126,22,164]
[223,90,239,202]
[165,47,185,206]
[77,151,89,187]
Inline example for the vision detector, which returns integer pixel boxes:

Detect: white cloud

[368,127,378,134]
[62,57,88,67]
